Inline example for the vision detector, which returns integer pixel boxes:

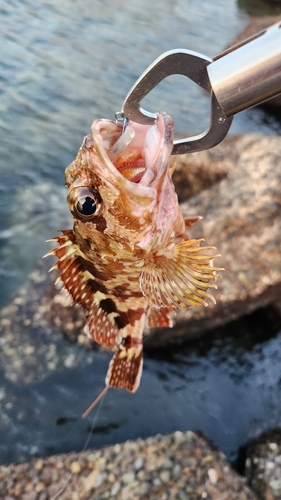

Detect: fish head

[65,112,184,253]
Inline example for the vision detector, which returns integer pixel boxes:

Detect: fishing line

[50,393,106,500]
[82,385,109,418]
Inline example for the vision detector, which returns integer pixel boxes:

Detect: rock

[227,16,281,108]
[244,429,281,499]
[0,258,93,388]
[171,136,236,202]
[0,431,258,500]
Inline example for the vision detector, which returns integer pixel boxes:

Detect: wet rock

[0,259,92,387]
[244,429,281,499]
[227,16,281,108]
[0,430,258,500]
[171,136,237,202]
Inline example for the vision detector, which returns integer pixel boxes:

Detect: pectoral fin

[140,239,222,310]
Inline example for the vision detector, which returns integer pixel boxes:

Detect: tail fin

[106,345,143,392]
[82,344,143,418]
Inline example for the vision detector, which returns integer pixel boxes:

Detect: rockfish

[47,112,220,395]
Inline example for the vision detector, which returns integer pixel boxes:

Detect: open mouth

[107,122,153,184]
[115,150,146,183]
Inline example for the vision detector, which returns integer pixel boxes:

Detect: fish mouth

[114,149,146,183]
[107,121,158,184]
[96,113,173,188]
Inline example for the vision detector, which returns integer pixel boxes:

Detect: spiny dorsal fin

[140,239,222,310]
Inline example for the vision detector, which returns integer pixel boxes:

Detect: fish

[46,112,221,398]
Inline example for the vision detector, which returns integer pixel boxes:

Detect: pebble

[208,467,218,484]
[133,456,144,471]
[34,459,44,470]
[94,472,107,488]
[138,481,151,496]
[153,477,161,486]
[121,471,135,484]
[35,481,45,492]
[111,481,121,495]
[70,460,81,473]
[173,463,181,478]
[160,470,170,483]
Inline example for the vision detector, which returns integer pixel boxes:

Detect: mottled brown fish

[47,112,220,395]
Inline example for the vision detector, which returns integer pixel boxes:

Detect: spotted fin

[139,239,221,309]
[147,306,174,328]
[85,303,119,349]
[105,313,145,392]
[106,345,143,392]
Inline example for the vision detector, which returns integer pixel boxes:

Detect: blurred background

[1,0,281,466]
[1,0,281,306]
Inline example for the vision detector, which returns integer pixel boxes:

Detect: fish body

[48,113,219,393]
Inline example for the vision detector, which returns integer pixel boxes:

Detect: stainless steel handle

[207,21,281,117]
[121,50,233,154]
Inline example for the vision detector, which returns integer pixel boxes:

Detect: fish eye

[69,187,102,221]
[77,196,97,216]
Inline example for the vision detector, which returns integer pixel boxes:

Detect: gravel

[0,431,258,500]
[245,428,281,499]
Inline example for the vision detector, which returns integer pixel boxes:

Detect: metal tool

[121,21,281,155]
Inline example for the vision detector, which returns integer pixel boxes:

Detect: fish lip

[90,112,174,196]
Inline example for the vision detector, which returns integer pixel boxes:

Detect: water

[1,0,281,466]
[1,307,281,464]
